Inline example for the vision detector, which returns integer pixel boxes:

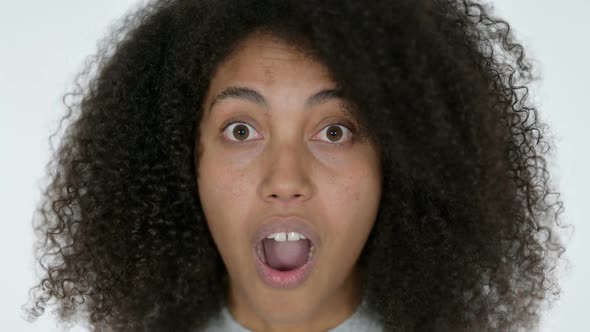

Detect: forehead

[211,32,334,86]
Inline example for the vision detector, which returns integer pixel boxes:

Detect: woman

[23,0,566,331]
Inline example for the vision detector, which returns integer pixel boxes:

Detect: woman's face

[196,31,382,330]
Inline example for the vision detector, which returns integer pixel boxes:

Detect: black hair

[23,0,567,331]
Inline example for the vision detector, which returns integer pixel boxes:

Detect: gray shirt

[202,298,384,332]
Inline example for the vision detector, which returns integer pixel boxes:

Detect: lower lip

[253,243,316,289]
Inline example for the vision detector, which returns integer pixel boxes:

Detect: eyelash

[219,119,357,145]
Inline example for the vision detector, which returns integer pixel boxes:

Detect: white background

[1,1,588,331]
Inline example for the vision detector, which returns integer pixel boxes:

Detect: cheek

[335,166,379,206]
[197,156,254,259]
[197,144,253,202]
[327,166,381,238]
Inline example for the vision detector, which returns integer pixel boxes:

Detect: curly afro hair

[23,0,568,331]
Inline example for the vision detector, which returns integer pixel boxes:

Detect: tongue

[262,238,311,271]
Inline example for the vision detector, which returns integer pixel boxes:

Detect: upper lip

[251,215,320,249]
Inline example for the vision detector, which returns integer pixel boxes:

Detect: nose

[258,142,314,207]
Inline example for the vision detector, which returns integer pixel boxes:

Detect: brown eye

[232,124,249,140]
[316,123,353,144]
[326,125,343,142]
[221,121,261,142]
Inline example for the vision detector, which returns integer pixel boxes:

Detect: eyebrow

[207,86,346,114]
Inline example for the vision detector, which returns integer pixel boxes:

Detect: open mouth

[253,231,317,288]
[255,232,316,271]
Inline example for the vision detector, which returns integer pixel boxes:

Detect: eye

[221,120,262,142]
[220,120,356,144]
[313,123,355,144]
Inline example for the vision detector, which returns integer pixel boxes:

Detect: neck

[227,266,364,332]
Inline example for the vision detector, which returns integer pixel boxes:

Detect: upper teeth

[266,232,307,241]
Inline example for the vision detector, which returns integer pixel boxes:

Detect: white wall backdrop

[1,1,587,331]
